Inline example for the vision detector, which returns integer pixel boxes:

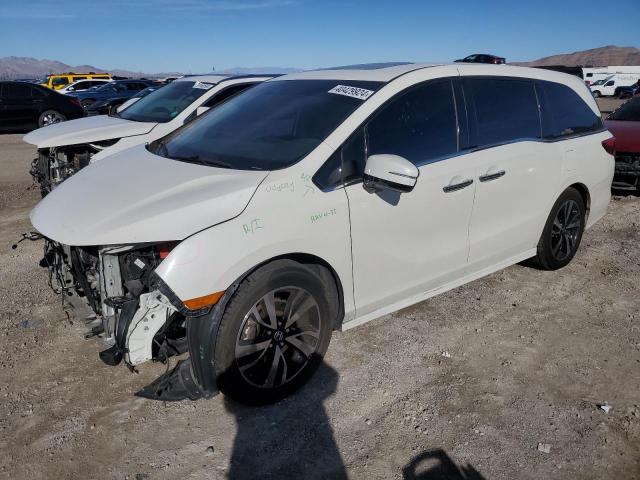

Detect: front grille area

[613,151,640,189]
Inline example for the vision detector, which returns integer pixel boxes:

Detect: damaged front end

[41,240,210,400]
[30,140,119,196]
[613,152,640,191]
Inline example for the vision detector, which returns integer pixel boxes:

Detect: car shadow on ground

[222,362,348,479]
[403,449,486,480]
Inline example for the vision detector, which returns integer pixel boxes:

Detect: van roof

[271,62,590,87]
[175,74,277,84]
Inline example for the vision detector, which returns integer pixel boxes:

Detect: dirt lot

[0,109,639,479]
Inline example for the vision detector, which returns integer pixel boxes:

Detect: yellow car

[40,72,112,90]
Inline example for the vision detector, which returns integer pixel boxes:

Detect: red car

[604,97,640,191]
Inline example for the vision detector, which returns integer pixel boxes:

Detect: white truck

[583,66,640,97]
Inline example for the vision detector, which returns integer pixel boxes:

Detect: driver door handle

[443,178,473,193]
[479,170,506,182]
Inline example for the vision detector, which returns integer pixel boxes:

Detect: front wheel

[207,260,335,404]
[532,188,586,270]
[38,110,66,127]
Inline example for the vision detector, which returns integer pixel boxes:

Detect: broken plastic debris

[598,404,612,414]
[441,351,451,358]
[537,443,552,454]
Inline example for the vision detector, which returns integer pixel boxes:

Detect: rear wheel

[211,260,334,404]
[38,110,66,127]
[592,90,601,98]
[81,99,95,107]
[532,188,586,270]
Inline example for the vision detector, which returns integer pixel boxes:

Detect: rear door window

[464,77,540,147]
[536,80,603,139]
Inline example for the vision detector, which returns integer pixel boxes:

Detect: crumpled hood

[23,115,157,149]
[604,120,640,153]
[30,144,268,246]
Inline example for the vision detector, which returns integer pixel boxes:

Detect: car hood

[23,115,157,148]
[605,120,640,153]
[30,145,269,246]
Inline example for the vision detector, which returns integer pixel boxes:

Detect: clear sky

[1,0,639,73]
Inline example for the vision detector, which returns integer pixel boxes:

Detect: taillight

[158,242,178,259]
[601,137,616,156]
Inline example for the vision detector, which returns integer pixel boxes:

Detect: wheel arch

[234,252,346,330]
[568,182,591,221]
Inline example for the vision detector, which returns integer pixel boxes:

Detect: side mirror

[196,106,210,116]
[363,154,419,194]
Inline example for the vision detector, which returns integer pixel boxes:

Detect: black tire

[531,187,586,270]
[81,99,95,107]
[209,260,335,405]
[592,90,601,98]
[38,110,66,128]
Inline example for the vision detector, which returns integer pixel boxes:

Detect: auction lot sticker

[328,85,374,100]
[193,81,213,90]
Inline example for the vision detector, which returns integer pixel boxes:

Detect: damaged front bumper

[613,152,640,190]
[39,240,221,401]
[31,140,119,195]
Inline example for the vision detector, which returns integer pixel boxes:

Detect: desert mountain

[514,45,640,67]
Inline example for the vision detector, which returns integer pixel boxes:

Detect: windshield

[608,98,640,121]
[150,79,383,170]
[119,81,209,123]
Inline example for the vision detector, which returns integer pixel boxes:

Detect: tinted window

[152,80,382,170]
[31,86,46,98]
[52,77,69,87]
[367,80,458,166]
[7,83,31,97]
[607,97,640,122]
[203,83,255,108]
[313,128,366,190]
[120,80,212,123]
[537,81,602,138]
[465,78,540,146]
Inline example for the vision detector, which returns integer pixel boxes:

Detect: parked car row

[25,74,271,194]
[24,63,615,405]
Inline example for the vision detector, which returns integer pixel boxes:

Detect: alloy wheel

[234,287,321,389]
[42,112,64,126]
[550,199,582,261]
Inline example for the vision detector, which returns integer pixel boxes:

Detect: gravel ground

[0,119,638,480]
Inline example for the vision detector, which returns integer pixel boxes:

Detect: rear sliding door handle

[479,170,506,182]
[443,179,473,193]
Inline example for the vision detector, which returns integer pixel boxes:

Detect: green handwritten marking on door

[243,219,264,235]
[310,208,337,223]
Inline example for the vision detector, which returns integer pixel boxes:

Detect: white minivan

[30,63,614,404]
[24,74,272,194]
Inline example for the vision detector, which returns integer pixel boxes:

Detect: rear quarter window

[464,77,541,147]
[536,80,602,139]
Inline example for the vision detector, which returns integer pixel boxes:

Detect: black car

[0,81,84,131]
[70,79,158,108]
[84,86,160,116]
[617,82,640,99]
[455,54,506,65]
